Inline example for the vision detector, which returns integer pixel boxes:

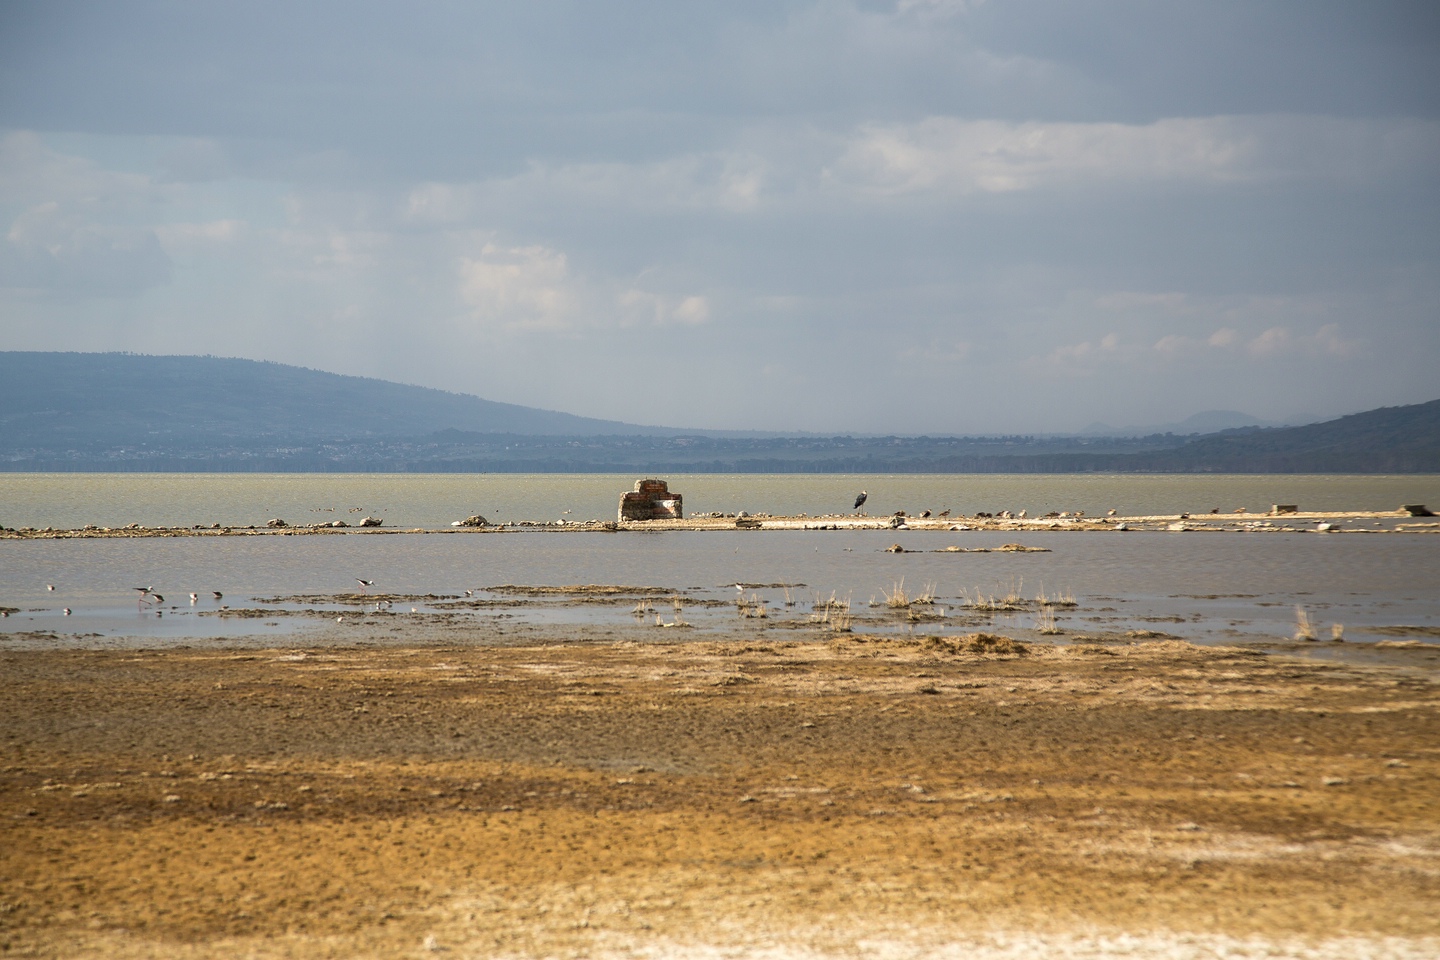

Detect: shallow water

[4,473,1440,530]
[3,527,1437,651]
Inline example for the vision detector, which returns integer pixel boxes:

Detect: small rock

[358,516,383,527]
[1321,776,1348,787]
[266,518,288,528]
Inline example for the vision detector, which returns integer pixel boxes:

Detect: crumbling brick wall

[618,478,684,521]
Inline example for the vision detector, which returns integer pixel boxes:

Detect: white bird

[189,593,198,604]
[46,584,54,591]
[63,607,71,615]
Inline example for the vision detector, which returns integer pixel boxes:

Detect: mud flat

[2,630,1438,958]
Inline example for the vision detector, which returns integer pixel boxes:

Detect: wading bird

[356,578,374,595]
[853,491,868,513]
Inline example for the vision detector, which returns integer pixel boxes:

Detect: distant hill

[1128,400,1440,473]
[1,352,1435,472]
[1081,410,1287,436]
[0,352,666,449]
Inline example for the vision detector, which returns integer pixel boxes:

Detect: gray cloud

[0,2,1437,432]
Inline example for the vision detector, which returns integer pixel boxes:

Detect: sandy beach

[3,625,1438,958]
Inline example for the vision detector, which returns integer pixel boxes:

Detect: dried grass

[1293,606,1317,642]
[923,633,1030,657]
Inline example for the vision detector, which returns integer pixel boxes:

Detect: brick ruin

[618,478,684,522]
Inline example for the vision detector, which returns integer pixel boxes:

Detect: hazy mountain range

[2,353,1436,473]
[1079,410,1308,437]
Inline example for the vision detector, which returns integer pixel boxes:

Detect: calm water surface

[4,524,1438,650]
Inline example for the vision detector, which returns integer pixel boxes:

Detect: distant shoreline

[4,509,1436,538]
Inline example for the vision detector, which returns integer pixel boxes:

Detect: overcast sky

[2,1,1437,433]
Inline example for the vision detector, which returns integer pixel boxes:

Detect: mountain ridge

[0,351,677,441]
[2,352,1436,472]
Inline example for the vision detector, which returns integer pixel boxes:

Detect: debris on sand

[923,633,1030,657]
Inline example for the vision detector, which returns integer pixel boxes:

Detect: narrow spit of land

[2,508,1436,538]
[2,633,1437,958]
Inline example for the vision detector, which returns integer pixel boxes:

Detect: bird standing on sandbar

[853,491,868,514]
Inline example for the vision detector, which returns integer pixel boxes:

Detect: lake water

[4,473,1440,530]
[3,476,1438,651]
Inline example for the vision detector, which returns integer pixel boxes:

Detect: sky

[1,1,1438,434]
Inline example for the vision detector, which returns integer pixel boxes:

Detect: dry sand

[2,631,1438,958]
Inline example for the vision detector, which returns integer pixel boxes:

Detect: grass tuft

[1293,606,1317,642]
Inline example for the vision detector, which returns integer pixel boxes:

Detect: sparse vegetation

[809,592,853,631]
[1036,584,1078,608]
[963,577,1030,613]
[736,593,768,618]
[884,579,910,609]
[1294,606,1317,641]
